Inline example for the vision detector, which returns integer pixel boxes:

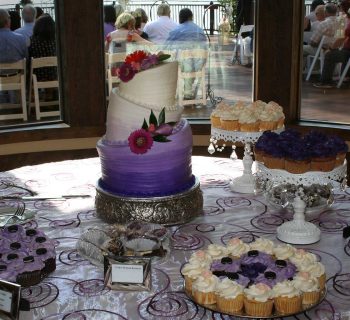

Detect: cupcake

[215,278,244,313]
[292,271,320,304]
[244,283,274,317]
[189,250,212,268]
[210,101,230,128]
[2,224,24,241]
[289,249,317,268]
[267,101,285,128]
[17,256,45,287]
[283,140,311,174]
[273,244,296,260]
[226,238,250,259]
[192,270,218,305]
[249,238,274,255]
[258,107,278,131]
[327,135,348,167]
[262,144,285,170]
[298,262,326,290]
[265,259,297,282]
[309,143,336,172]
[220,109,240,131]
[32,247,57,275]
[206,244,228,260]
[238,108,259,132]
[272,280,302,314]
[182,261,207,294]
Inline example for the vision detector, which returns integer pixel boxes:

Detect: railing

[0,3,55,20]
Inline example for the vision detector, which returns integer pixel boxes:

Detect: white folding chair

[231,24,254,65]
[107,52,126,96]
[306,36,326,81]
[177,48,208,107]
[29,56,60,120]
[337,56,350,88]
[0,59,28,121]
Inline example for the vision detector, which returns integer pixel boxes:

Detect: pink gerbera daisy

[118,63,136,82]
[128,129,153,154]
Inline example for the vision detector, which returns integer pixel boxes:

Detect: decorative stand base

[230,174,256,194]
[95,178,203,226]
[276,196,321,245]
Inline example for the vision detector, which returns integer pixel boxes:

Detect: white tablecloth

[0,156,349,320]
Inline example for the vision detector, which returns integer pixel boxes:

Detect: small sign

[111,264,143,284]
[104,255,151,291]
[0,280,21,320]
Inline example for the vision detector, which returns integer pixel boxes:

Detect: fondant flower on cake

[128,108,176,154]
[128,129,153,154]
[116,50,170,82]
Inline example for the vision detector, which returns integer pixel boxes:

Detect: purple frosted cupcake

[255,271,278,288]
[17,256,45,287]
[32,247,56,275]
[265,259,297,281]
[23,228,46,243]
[226,272,250,288]
[211,257,236,277]
[2,225,24,241]
[0,264,17,283]
[240,250,274,266]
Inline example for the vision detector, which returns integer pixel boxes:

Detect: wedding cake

[96,51,202,224]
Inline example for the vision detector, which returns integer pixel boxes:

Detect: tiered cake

[96,57,203,225]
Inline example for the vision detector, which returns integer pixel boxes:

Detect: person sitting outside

[132,9,149,40]
[311,5,325,32]
[166,8,208,101]
[314,1,350,88]
[15,4,36,46]
[143,3,177,44]
[304,0,325,31]
[303,3,338,69]
[103,5,116,40]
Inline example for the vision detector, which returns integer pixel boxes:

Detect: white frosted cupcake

[182,261,207,293]
[289,249,317,268]
[250,238,274,255]
[251,100,267,114]
[258,108,278,131]
[298,262,326,290]
[188,250,212,268]
[226,237,250,258]
[192,270,218,305]
[273,244,296,260]
[238,108,259,132]
[267,101,285,128]
[220,109,240,131]
[215,278,244,313]
[210,101,230,128]
[292,271,320,305]
[244,283,274,317]
[272,280,302,314]
[206,244,228,260]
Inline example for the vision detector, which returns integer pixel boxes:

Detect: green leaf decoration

[158,108,165,125]
[153,135,171,142]
[142,118,148,130]
[158,54,171,62]
[149,110,158,127]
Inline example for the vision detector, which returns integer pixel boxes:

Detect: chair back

[31,56,57,69]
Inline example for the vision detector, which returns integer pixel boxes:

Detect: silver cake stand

[95,178,203,226]
[209,127,284,194]
[257,161,347,244]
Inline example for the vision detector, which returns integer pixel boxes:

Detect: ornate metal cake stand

[95,178,203,226]
[209,127,284,194]
[257,161,347,244]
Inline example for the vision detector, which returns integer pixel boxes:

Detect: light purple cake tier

[97,119,195,197]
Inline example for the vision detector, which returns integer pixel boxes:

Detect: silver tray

[184,281,327,318]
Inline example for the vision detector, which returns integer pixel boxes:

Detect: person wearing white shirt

[143,3,177,44]
[15,4,36,46]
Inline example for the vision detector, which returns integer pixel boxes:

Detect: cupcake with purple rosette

[226,271,250,288]
[5,252,26,272]
[226,237,250,259]
[0,263,17,283]
[240,250,274,267]
[255,270,278,288]
[17,256,45,287]
[262,138,285,170]
[279,128,302,141]
[211,256,236,277]
[283,140,311,174]
[327,135,348,166]
[264,259,297,282]
[254,131,279,163]
[215,277,244,313]
[31,246,56,275]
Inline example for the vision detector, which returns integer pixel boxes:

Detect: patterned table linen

[0,156,349,320]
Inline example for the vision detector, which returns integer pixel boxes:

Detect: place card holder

[104,255,152,291]
[0,280,21,320]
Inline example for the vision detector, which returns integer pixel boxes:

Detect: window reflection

[0,1,60,127]
[301,0,350,124]
[103,0,254,120]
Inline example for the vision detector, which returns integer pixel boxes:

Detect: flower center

[136,136,146,147]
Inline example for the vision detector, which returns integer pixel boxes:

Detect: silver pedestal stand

[257,162,347,244]
[209,127,283,194]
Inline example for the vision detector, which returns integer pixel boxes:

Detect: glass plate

[184,281,327,318]
[0,207,36,226]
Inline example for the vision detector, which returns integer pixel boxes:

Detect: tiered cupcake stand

[209,127,283,194]
[256,161,347,244]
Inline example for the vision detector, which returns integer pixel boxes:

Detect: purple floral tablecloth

[0,156,349,320]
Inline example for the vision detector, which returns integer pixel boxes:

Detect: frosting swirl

[192,270,218,293]
[272,280,301,298]
[226,238,250,257]
[292,272,319,292]
[215,278,244,299]
[244,283,272,302]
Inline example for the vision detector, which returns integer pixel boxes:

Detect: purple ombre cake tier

[97,119,195,197]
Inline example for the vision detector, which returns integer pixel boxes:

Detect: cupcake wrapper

[193,290,216,305]
[239,122,260,132]
[319,273,326,290]
[244,298,274,317]
[211,116,221,128]
[274,295,302,314]
[184,276,193,294]
[41,258,56,277]
[17,270,42,287]
[221,120,239,131]
[259,121,277,131]
[302,290,320,305]
[216,294,244,313]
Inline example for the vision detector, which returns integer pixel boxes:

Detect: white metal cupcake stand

[209,127,347,245]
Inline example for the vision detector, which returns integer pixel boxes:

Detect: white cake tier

[105,89,183,142]
[119,61,179,109]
